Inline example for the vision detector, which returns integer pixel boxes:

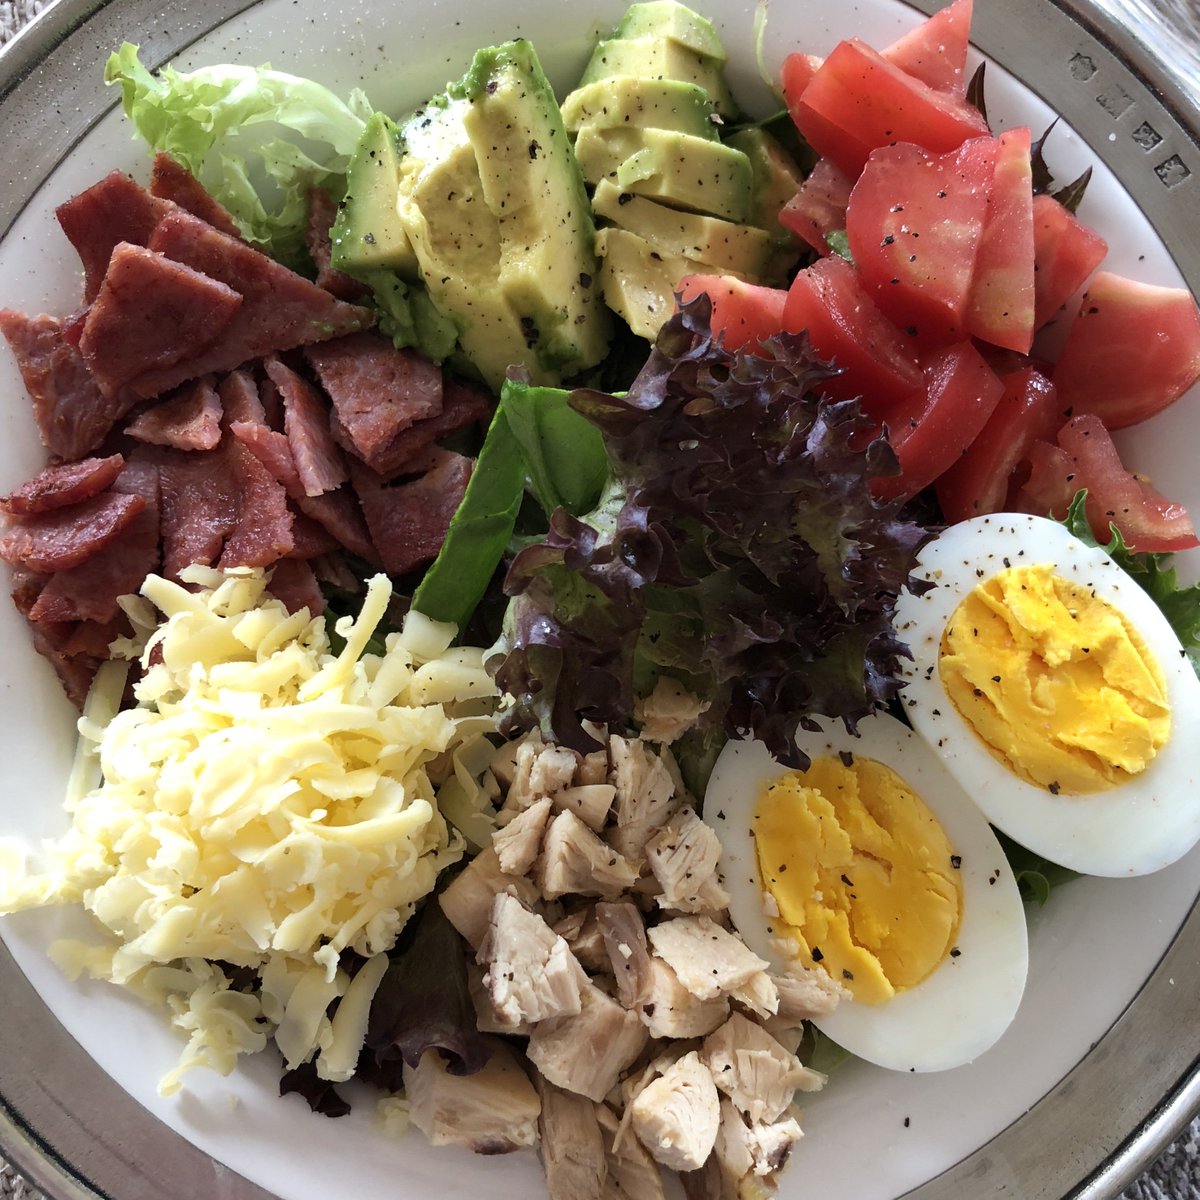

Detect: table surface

[0,0,1197,1197]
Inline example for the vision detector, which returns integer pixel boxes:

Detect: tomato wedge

[676,276,787,353]
[1053,271,1200,429]
[847,137,997,346]
[935,366,1059,522]
[781,255,922,416]
[778,159,853,256]
[881,0,973,95]
[780,51,823,114]
[872,341,1004,501]
[964,127,1035,353]
[1017,414,1199,552]
[789,38,990,177]
[1031,193,1107,330]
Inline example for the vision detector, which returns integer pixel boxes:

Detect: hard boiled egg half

[706,712,1029,1073]
[893,514,1200,878]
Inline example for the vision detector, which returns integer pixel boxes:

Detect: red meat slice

[0,310,120,460]
[79,242,243,400]
[361,378,489,479]
[158,446,242,579]
[306,188,368,302]
[149,153,242,239]
[231,420,304,494]
[134,211,374,396]
[11,578,100,708]
[219,440,295,569]
[287,509,342,559]
[0,492,146,573]
[265,356,348,497]
[1,454,125,515]
[29,459,162,624]
[267,557,326,617]
[218,369,267,427]
[352,450,472,577]
[305,332,444,475]
[55,171,167,303]
[126,378,222,451]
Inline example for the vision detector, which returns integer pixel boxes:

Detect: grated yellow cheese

[0,565,500,1094]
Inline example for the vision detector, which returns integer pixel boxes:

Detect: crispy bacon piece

[0,454,125,515]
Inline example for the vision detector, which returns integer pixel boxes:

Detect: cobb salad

[2,1,1200,1198]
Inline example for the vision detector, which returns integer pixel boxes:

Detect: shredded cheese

[0,565,499,1094]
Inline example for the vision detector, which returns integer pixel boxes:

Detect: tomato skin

[778,159,853,256]
[847,137,997,347]
[881,0,973,94]
[872,341,1005,501]
[1031,193,1107,330]
[1053,271,1200,430]
[790,38,991,178]
[780,52,823,113]
[935,366,1059,522]
[1058,414,1199,552]
[1015,438,1078,518]
[781,255,923,417]
[964,127,1035,353]
[676,276,787,353]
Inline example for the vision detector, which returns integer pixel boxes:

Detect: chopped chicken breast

[553,904,611,973]
[647,915,771,1002]
[636,957,729,1040]
[634,677,710,744]
[493,796,554,876]
[554,784,617,831]
[597,1102,667,1200]
[608,735,678,861]
[630,1050,720,1172]
[646,808,730,913]
[595,900,653,1009]
[538,1077,608,1200]
[439,846,541,949]
[538,810,639,900]
[700,1013,811,1125]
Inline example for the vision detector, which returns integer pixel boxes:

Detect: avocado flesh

[561,78,718,140]
[331,111,417,276]
[580,37,736,117]
[396,42,610,390]
[595,225,747,340]
[591,179,778,280]
[574,125,752,223]
[725,127,806,247]
[613,1,727,59]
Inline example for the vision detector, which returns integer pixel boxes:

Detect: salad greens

[105,44,370,268]
[490,295,932,768]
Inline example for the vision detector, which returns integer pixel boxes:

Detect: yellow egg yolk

[938,564,1170,794]
[752,755,963,1005]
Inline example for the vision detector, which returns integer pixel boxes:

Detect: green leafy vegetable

[799,1024,852,1075]
[105,43,370,267]
[491,296,931,766]
[966,62,988,125]
[1030,119,1092,213]
[825,229,854,263]
[994,829,1078,905]
[1063,490,1200,674]
[501,378,609,517]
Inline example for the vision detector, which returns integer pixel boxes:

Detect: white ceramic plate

[1,1,1198,1198]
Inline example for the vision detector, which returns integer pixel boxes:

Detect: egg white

[705,711,1029,1074]
[893,514,1200,878]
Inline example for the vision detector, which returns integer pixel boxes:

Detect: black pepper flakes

[811,947,824,962]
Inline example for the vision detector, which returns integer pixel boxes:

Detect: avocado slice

[613,1,727,60]
[395,42,611,389]
[561,78,719,141]
[574,125,753,223]
[331,111,418,276]
[591,179,779,280]
[595,224,746,340]
[580,36,737,117]
[724,127,807,246]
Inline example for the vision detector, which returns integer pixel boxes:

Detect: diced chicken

[467,960,531,1036]
[403,1039,540,1154]
[489,736,524,790]
[577,747,610,786]
[636,957,729,1040]
[438,846,540,950]
[493,795,553,876]
[634,677,710,744]
[502,738,581,820]
[630,1050,720,1173]
[553,905,610,973]
[595,900,653,1009]
[478,893,586,1028]
[533,744,583,795]
[646,808,730,913]
[527,978,649,1102]
[714,1098,804,1180]
[764,971,842,1037]
[537,1077,608,1200]
[647,916,772,1003]
[554,783,617,831]
[538,810,639,901]
[608,735,678,861]
[729,970,779,1021]
[700,1014,813,1125]
[596,1103,667,1200]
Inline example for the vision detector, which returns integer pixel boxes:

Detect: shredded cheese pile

[0,566,498,1093]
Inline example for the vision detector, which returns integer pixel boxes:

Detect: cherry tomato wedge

[1031,193,1107,330]
[881,0,973,95]
[676,276,787,353]
[778,159,853,256]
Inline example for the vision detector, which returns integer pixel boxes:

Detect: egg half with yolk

[705,711,1029,1073]
[893,514,1200,877]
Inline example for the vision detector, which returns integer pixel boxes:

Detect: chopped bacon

[0,492,146,574]
[0,454,125,515]
[149,153,242,239]
[157,446,242,579]
[218,440,295,569]
[266,557,326,617]
[287,509,342,559]
[126,378,222,451]
[265,356,348,497]
[217,369,267,427]
[79,241,242,400]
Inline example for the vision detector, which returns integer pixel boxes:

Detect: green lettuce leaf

[994,829,1078,905]
[104,43,369,267]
